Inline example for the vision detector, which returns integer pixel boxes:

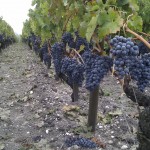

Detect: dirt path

[0,43,139,150]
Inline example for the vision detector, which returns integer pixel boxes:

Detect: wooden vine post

[88,86,99,132]
[72,83,79,102]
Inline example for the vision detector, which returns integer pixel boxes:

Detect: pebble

[46,129,49,134]
[111,135,115,138]
[121,145,128,149]
[105,106,109,108]
[65,132,72,136]
[30,91,33,94]
[98,125,103,129]
[55,96,59,100]
[67,145,80,150]
[108,140,113,144]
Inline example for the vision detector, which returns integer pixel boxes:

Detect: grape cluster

[138,41,150,55]
[33,37,41,55]
[61,57,85,86]
[129,53,150,91]
[43,53,51,69]
[110,36,139,79]
[65,137,97,148]
[33,44,39,54]
[75,36,89,51]
[82,50,113,91]
[51,42,65,75]
[62,32,75,48]
[39,43,48,60]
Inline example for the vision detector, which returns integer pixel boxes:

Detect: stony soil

[0,43,140,150]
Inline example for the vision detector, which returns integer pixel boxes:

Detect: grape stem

[125,26,150,50]
[93,46,101,53]
[137,31,150,37]
[93,33,102,52]
[72,48,84,64]
[96,42,102,53]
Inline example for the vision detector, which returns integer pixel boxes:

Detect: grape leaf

[127,15,143,31]
[86,13,99,42]
[63,0,68,6]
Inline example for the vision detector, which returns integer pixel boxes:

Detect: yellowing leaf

[62,105,80,112]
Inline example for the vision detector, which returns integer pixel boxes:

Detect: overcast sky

[0,0,34,34]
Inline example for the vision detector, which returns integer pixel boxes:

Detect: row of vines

[22,0,150,149]
[0,17,16,51]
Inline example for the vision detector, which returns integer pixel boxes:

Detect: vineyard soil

[0,43,142,150]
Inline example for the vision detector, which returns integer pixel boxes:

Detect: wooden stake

[88,86,99,132]
[72,83,79,102]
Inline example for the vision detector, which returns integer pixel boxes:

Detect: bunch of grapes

[75,36,89,51]
[110,36,139,79]
[129,53,150,91]
[138,41,150,55]
[33,44,39,54]
[62,32,75,48]
[61,57,85,86]
[65,137,97,148]
[82,50,113,91]
[39,43,48,62]
[51,42,65,75]
[43,53,51,69]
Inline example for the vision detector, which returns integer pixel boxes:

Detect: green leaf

[69,3,75,11]
[72,16,80,29]
[97,0,104,8]
[91,5,99,11]
[117,0,128,6]
[32,0,37,6]
[129,0,139,11]
[127,15,143,31]
[86,13,99,42]
[97,8,123,39]
[63,0,68,6]
[79,21,88,37]
[106,0,117,5]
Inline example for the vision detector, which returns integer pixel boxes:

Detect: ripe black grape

[138,41,150,55]
[110,36,139,79]
[61,57,85,86]
[65,137,97,148]
[82,50,113,91]
[43,53,51,69]
[62,32,75,48]
[51,42,65,75]
[75,36,89,51]
[129,53,150,91]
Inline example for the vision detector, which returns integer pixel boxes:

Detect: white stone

[73,145,80,149]
[121,145,128,149]
[30,91,33,94]
[46,129,49,134]
[98,125,103,129]
[105,106,109,108]
[111,135,115,138]
[108,140,113,144]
